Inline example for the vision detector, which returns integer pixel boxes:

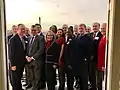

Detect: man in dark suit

[26,25,45,90]
[72,24,93,90]
[35,23,45,37]
[7,25,18,87]
[9,24,28,90]
[89,22,103,90]
[58,30,74,90]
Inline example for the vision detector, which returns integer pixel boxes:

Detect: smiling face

[86,26,91,33]
[46,31,54,41]
[57,29,63,38]
[62,24,68,34]
[93,22,100,33]
[78,24,86,34]
[101,23,107,35]
[31,26,37,36]
[17,24,25,36]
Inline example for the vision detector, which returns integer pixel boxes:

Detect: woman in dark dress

[45,30,60,90]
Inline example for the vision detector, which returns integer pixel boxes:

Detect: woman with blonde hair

[45,30,60,90]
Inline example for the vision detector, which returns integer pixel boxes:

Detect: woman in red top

[97,23,107,90]
[56,29,66,90]
[55,29,65,66]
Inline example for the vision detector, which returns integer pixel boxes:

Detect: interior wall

[107,0,120,90]
[0,0,8,89]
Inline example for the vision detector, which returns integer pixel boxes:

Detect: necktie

[29,36,34,55]
[29,36,34,46]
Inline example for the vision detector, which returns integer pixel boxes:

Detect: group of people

[8,22,107,90]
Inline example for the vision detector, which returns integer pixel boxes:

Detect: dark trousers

[78,66,88,90]
[9,64,13,87]
[97,70,104,90]
[58,65,74,90]
[25,63,31,85]
[39,63,46,88]
[47,83,55,90]
[75,76,80,85]
[30,60,42,90]
[10,66,24,90]
[89,61,97,90]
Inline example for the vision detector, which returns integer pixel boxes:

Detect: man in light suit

[9,24,28,90]
[26,25,45,90]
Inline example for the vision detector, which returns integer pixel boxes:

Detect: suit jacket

[9,34,28,67]
[90,31,103,63]
[7,34,13,42]
[46,42,60,65]
[63,36,75,66]
[38,32,45,38]
[72,34,93,75]
[27,35,45,63]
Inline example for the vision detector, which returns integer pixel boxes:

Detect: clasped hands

[26,56,33,62]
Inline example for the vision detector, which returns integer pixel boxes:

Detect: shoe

[23,83,28,86]
[39,82,46,89]
[26,84,32,89]
[88,84,92,90]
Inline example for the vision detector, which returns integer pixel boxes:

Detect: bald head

[101,23,107,35]
[62,24,68,34]
[93,22,100,33]
[74,25,78,34]
[86,26,91,33]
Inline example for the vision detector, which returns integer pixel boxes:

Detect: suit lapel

[16,34,24,50]
[30,35,38,50]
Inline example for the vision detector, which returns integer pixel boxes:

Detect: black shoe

[23,83,28,86]
[26,84,32,89]
[88,84,92,90]
[39,83,46,89]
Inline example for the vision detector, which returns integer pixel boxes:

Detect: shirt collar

[95,31,99,36]
[38,32,42,35]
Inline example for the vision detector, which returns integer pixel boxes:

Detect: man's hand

[68,65,72,69]
[102,67,106,71]
[53,65,57,69]
[91,56,94,60]
[26,56,32,62]
[11,66,16,71]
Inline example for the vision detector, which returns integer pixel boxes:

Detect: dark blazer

[46,42,60,65]
[90,31,103,63]
[38,32,45,39]
[8,34,13,42]
[72,34,93,76]
[9,34,28,67]
[27,35,45,63]
[45,42,60,85]
[63,36,75,66]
